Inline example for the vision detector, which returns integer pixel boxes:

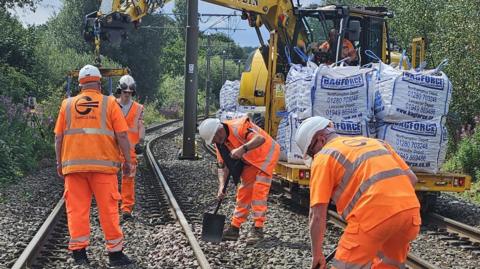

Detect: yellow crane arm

[86,0,307,57]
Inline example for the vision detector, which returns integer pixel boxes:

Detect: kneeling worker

[295,116,421,269]
[198,117,280,244]
[115,74,145,220]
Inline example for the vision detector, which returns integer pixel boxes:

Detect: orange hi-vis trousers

[64,172,124,252]
[120,157,137,213]
[332,208,421,269]
[231,165,272,228]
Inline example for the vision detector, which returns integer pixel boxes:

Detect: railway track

[327,210,438,269]
[202,141,439,269]
[11,119,208,268]
[425,213,480,252]
[144,121,210,268]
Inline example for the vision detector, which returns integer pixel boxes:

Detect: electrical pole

[237,59,241,78]
[180,0,198,160]
[222,50,226,83]
[205,35,211,118]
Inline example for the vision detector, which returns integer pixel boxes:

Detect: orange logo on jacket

[342,138,368,147]
[75,96,99,115]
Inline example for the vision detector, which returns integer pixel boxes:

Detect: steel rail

[146,125,211,269]
[203,138,437,268]
[12,119,183,268]
[145,119,183,133]
[427,212,480,244]
[327,210,438,269]
[12,198,65,269]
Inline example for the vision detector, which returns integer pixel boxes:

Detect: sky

[10,0,321,47]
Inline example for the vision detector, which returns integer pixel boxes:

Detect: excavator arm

[83,0,308,66]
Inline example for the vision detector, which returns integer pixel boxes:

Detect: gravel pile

[434,193,480,228]
[3,132,480,268]
[0,161,63,268]
[152,135,480,269]
[152,136,339,268]
[40,157,198,268]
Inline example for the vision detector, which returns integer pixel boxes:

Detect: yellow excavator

[84,0,470,211]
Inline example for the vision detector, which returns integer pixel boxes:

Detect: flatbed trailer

[274,161,471,211]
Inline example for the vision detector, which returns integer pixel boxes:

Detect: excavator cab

[293,5,394,66]
[239,5,397,109]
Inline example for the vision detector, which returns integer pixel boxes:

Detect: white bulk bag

[377,119,448,174]
[276,112,304,164]
[312,65,374,121]
[219,80,240,111]
[285,62,317,119]
[373,63,452,122]
[333,119,376,138]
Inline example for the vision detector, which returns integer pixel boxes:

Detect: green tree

[1,0,37,9]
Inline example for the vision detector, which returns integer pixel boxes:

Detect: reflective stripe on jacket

[217,117,280,176]
[310,136,420,231]
[118,100,143,158]
[59,90,123,174]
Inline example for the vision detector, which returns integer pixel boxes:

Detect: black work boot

[122,212,133,221]
[72,248,89,264]
[108,250,133,267]
[246,226,264,245]
[222,225,240,241]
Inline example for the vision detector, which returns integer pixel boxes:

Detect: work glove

[134,143,143,154]
[123,162,132,176]
[135,139,145,154]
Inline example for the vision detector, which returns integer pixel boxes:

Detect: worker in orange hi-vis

[54,65,133,266]
[198,117,280,245]
[115,74,145,221]
[319,28,357,65]
[295,116,421,269]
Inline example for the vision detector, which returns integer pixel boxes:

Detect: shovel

[314,248,336,269]
[201,173,231,243]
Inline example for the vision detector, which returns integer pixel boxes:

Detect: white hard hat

[198,118,222,144]
[78,64,101,84]
[295,116,332,157]
[119,74,136,88]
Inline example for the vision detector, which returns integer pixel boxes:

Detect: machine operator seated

[313,28,357,65]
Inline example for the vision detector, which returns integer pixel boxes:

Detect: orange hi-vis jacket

[310,136,420,231]
[119,100,143,158]
[55,89,128,175]
[216,117,280,177]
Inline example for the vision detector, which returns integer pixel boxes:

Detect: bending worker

[295,116,421,269]
[115,74,145,220]
[319,28,357,65]
[54,65,133,266]
[198,117,280,244]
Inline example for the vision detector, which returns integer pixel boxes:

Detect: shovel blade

[202,212,226,243]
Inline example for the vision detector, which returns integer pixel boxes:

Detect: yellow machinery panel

[415,172,472,192]
[239,50,268,106]
[67,67,130,78]
[274,162,471,193]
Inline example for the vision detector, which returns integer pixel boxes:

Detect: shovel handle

[325,248,336,262]
[214,173,231,214]
[313,248,336,269]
